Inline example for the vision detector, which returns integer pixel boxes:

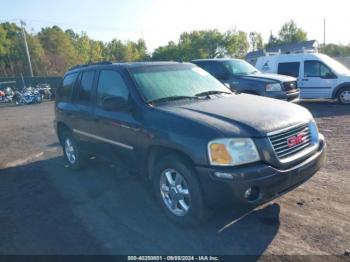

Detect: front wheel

[338,87,350,104]
[153,154,208,226]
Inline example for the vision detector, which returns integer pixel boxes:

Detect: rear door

[91,69,138,163]
[300,60,337,98]
[56,72,80,130]
[71,70,96,146]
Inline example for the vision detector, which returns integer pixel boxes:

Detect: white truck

[255,52,350,104]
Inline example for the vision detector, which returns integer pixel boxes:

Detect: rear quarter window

[60,73,78,101]
[278,62,300,77]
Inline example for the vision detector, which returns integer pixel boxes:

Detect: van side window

[60,73,78,101]
[97,70,129,106]
[78,70,95,103]
[278,62,300,77]
[304,60,333,78]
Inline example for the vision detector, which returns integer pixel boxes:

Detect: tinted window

[78,71,95,103]
[60,73,78,101]
[202,62,228,79]
[97,70,129,106]
[278,62,300,77]
[304,60,333,77]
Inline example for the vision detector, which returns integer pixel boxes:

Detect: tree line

[0,20,349,77]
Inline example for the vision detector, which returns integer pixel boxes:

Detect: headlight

[208,138,260,166]
[265,83,282,92]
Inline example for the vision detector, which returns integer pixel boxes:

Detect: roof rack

[68,61,113,71]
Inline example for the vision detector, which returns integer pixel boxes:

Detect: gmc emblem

[287,133,304,148]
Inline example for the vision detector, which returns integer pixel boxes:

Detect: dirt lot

[0,101,349,257]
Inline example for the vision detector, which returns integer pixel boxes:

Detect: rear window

[278,62,300,77]
[60,73,78,101]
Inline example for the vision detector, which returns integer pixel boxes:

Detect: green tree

[278,20,307,43]
[319,44,350,57]
[152,41,181,61]
[224,30,249,58]
[38,26,78,75]
[266,20,307,48]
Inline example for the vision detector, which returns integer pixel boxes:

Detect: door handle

[301,79,309,81]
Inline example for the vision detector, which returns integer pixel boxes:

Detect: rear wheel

[153,154,208,226]
[61,130,85,170]
[338,87,350,104]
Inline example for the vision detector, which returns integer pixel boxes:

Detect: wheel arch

[147,145,197,180]
[332,82,350,98]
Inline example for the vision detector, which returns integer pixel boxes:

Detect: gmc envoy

[55,62,326,226]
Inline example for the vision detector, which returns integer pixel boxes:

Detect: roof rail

[68,61,113,71]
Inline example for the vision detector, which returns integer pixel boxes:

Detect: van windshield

[130,64,232,103]
[223,60,260,75]
[321,55,350,75]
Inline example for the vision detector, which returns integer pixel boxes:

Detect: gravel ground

[0,100,349,257]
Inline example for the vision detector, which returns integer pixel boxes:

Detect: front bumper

[263,89,300,103]
[196,134,326,208]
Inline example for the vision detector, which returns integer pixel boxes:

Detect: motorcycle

[13,87,43,105]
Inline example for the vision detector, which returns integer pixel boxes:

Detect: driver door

[91,69,139,164]
[300,60,337,98]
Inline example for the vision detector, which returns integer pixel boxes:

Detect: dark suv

[192,58,300,102]
[55,61,325,226]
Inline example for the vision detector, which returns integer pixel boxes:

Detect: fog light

[244,186,260,201]
[214,172,234,179]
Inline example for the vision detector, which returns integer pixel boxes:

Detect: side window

[278,62,300,77]
[304,60,333,78]
[205,63,227,79]
[78,70,95,103]
[60,73,78,101]
[97,70,129,106]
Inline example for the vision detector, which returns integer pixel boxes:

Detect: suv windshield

[130,64,231,103]
[223,60,259,75]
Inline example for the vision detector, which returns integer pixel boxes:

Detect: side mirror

[322,72,337,79]
[103,96,129,111]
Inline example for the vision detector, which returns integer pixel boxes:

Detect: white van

[255,53,350,104]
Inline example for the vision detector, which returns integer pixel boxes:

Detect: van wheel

[153,154,208,226]
[338,87,350,104]
[61,130,85,170]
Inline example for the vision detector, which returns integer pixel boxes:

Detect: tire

[337,87,350,104]
[61,130,85,170]
[152,154,208,226]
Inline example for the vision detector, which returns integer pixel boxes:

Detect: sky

[1,0,349,51]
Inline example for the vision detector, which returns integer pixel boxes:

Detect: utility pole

[20,20,33,77]
[323,19,326,46]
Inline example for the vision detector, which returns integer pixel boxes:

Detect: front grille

[283,81,298,91]
[268,123,312,160]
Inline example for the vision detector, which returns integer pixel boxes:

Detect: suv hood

[159,94,312,137]
[238,72,296,83]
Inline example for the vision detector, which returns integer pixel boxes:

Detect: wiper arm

[148,96,199,104]
[195,90,232,97]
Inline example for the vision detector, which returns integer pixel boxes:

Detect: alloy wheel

[160,169,191,216]
[339,90,350,104]
[64,137,76,165]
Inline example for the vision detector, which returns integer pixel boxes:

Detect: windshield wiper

[148,96,199,104]
[195,90,232,97]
